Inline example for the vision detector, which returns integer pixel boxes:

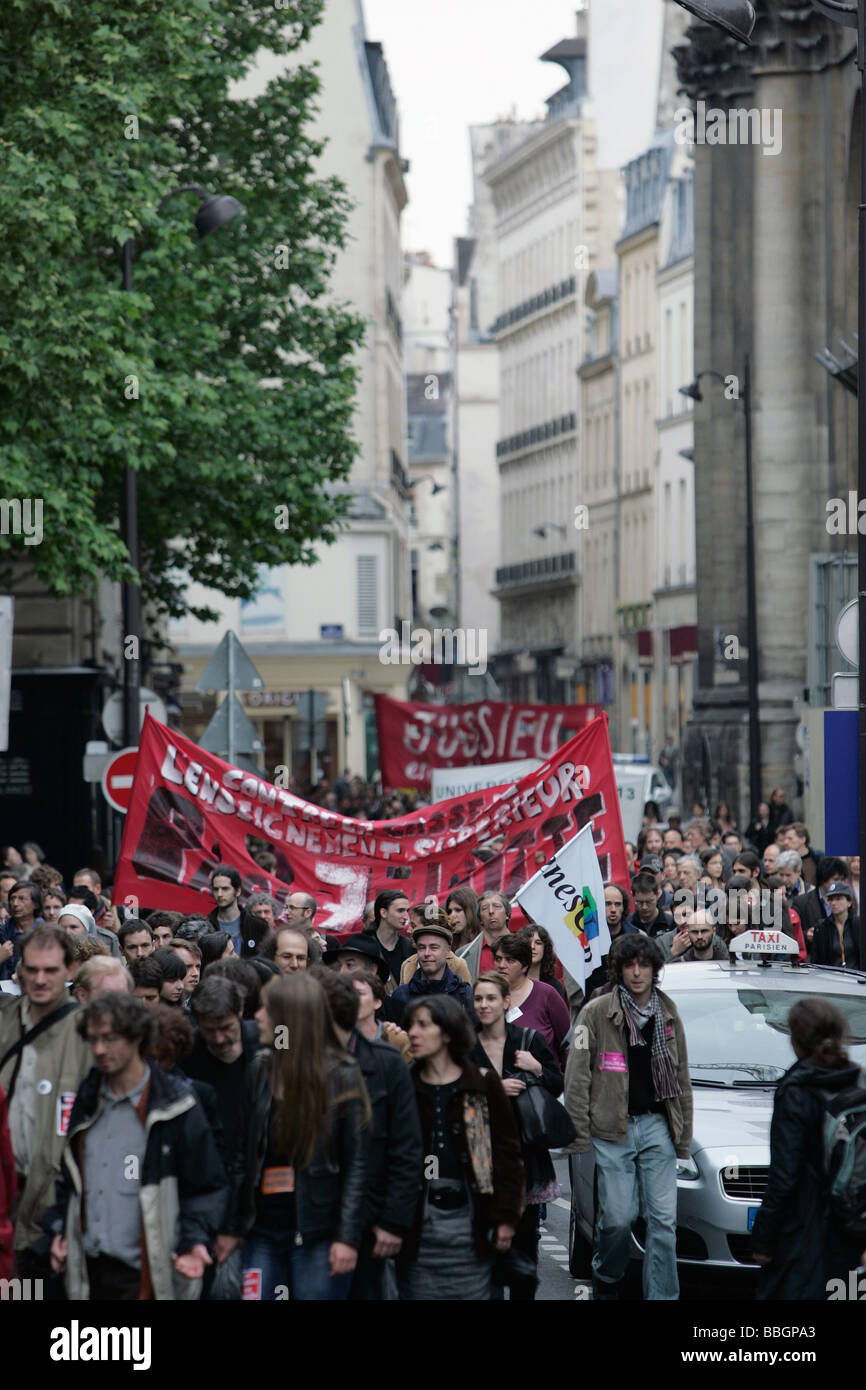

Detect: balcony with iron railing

[490,276,577,336]
[390,449,412,499]
[496,413,577,461]
[617,600,652,635]
[385,286,403,347]
[494,550,577,592]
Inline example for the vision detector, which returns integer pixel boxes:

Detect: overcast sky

[363,0,596,269]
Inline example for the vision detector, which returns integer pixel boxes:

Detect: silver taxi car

[567,958,866,1279]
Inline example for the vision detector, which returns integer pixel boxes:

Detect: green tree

[0,0,365,620]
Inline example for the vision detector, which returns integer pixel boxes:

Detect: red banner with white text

[374,694,602,792]
[113,712,627,935]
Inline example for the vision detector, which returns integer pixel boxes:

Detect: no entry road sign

[101,746,138,814]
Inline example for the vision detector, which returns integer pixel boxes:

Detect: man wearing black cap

[323,935,392,984]
[386,923,476,1028]
[811,881,860,970]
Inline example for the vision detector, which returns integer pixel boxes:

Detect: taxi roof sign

[728,928,800,957]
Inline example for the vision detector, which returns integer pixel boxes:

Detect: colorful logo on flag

[563,888,599,958]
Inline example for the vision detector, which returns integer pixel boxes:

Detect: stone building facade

[673,0,858,822]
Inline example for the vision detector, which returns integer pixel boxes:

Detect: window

[667,480,675,583]
[665,308,673,414]
[356,556,378,636]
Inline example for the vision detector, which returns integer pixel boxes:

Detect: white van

[612,756,673,843]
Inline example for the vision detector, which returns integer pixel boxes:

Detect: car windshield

[674,989,866,1086]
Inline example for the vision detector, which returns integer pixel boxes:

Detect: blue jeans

[591,1112,679,1300]
[242,1226,353,1302]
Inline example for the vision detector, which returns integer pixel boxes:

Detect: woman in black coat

[750,997,864,1299]
[239,972,369,1301]
[471,970,563,1300]
[398,993,524,1301]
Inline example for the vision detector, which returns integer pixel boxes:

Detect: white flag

[515,823,611,993]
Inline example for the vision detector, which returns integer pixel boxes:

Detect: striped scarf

[618,986,681,1101]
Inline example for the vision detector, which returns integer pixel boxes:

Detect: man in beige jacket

[0,924,91,1291]
[564,934,692,1301]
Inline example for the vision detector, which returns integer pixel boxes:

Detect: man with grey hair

[674,854,702,911]
[245,891,278,930]
[72,955,134,1005]
[457,891,511,981]
[775,850,804,900]
[684,819,712,855]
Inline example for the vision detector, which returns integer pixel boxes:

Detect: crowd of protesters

[0,788,864,1302]
[613,796,861,974]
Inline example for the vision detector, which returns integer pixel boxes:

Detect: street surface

[535,1159,758,1302]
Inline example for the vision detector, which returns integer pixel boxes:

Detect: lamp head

[195,194,245,238]
[674,0,756,42]
[679,381,703,402]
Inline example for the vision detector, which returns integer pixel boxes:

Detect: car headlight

[676,1156,700,1180]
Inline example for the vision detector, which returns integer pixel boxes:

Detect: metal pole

[858,0,866,968]
[227,632,235,766]
[121,238,141,750]
[309,688,317,787]
[743,354,761,819]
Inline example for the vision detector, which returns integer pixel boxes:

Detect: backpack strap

[0,1000,78,1099]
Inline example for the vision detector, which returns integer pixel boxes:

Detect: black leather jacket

[239,1051,368,1249]
[347,1029,424,1238]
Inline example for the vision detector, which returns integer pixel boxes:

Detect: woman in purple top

[493,930,570,1068]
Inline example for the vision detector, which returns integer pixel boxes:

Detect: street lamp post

[809,0,866,971]
[119,186,244,748]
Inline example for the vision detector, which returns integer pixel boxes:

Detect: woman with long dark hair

[699,846,727,891]
[636,826,664,862]
[445,886,480,953]
[239,973,369,1300]
[398,993,523,1301]
[526,925,566,1000]
[751,998,864,1298]
[471,971,562,1299]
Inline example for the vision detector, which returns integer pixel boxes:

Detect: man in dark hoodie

[387,923,477,1028]
[183,976,260,1282]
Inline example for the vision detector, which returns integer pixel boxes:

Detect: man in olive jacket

[564,934,692,1301]
[0,924,91,1287]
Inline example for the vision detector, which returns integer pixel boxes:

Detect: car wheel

[568,1193,594,1278]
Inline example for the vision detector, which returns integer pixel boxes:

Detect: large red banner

[374,694,602,792]
[113,712,627,935]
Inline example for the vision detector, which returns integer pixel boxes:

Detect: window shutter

[356,555,378,636]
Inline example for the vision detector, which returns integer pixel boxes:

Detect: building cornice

[672,0,853,105]
[484,117,585,188]
[616,221,659,256]
[578,351,616,380]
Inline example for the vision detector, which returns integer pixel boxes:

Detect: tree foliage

[0,0,365,620]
